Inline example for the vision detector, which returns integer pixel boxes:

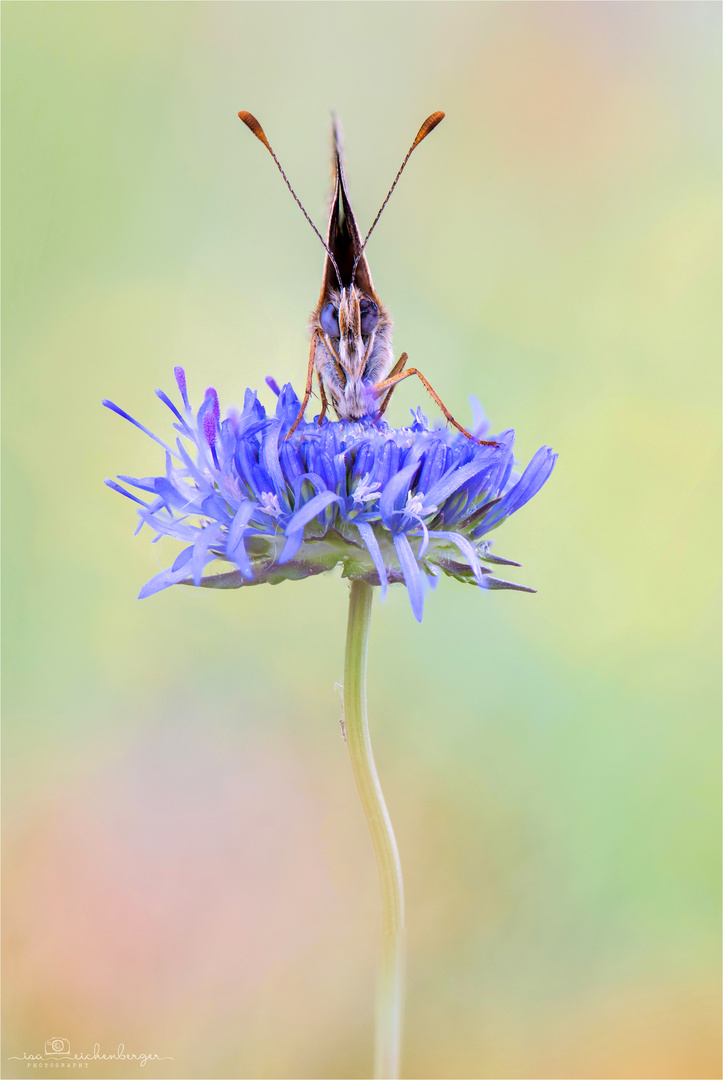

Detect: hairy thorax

[310,285,394,420]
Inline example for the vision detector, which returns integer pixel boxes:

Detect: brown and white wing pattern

[310,118,394,420]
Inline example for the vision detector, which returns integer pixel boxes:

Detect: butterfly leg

[374,364,498,445]
[317,372,329,425]
[376,352,408,418]
[286,332,318,440]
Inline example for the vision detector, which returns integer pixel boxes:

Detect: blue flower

[104,369,556,622]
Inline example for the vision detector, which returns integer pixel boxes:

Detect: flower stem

[344,580,405,1080]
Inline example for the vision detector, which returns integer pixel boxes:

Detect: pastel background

[3,3,720,1079]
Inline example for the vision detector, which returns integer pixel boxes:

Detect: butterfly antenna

[238,111,343,288]
[351,111,445,282]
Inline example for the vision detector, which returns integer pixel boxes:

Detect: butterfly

[238,110,496,445]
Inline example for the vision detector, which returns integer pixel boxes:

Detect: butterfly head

[317,285,383,378]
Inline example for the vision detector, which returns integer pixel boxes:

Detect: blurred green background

[3,3,720,1078]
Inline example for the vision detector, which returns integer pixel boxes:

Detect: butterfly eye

[320,303,340,338]
[359,298,379,335]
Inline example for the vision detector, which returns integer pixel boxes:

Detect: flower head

[104,371,556,621]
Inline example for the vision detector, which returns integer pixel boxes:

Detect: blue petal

[239,421,270,445]
[252,464,274,501]
[172,546,193,571]
[104,478,149,507]
[137,510,198,542]
[116,474,158,493]
[138,562,198,598]
[379,462,419,529]
[319,424,341,456]
[103,399,179,457]
[235,442,262,498]
[201,492,230,521]
[154,477,201,512]
[424,453,493,508]
[428,529,485,586]
[226,501,255,579]
[416,440,447,494]
[278,530,304,565]
[393,532,424,622]
[352,441,375,480]
[292,471,328,507]
[306,446,337,491]
[283,490,342,543]
[469,396,491,439]
[372,440,401,489]
[356,521,388,597]
[155,388,189,427]
[175,438,211,489]
[261,419,288,502]
[478,447,557,532]
[496,457,515,497]
[196,393,214,430]
[279,442,305,487]
[332,451,350,497]
[414,516,430,559]
[191,524,222,586]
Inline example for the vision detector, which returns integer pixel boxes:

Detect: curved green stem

[344,580,405,1080]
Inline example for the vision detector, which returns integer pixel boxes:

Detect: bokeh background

[3,3,720,1078]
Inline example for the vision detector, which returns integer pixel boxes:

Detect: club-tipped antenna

[351,111,445,284]
[238,110,343,289]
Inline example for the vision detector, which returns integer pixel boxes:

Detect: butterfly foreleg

[285,331,318,440]
[376,352,408,419]
[374,363,498,445]
[317,371,329,425]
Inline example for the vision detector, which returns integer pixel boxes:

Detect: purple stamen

[266,376,281,397]
[202,412,216,447]
[205,387,220,424]
[174,366,190,409]
[202,412,220,468]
